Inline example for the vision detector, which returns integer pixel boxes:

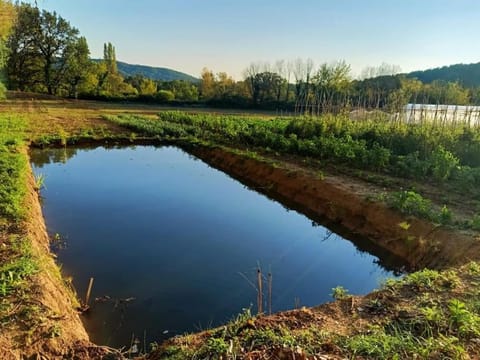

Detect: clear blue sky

[31,0,480,79]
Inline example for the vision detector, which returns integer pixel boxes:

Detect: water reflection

[30,146,405,348]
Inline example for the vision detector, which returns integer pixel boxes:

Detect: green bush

[156,90,175,102]
[429,146,459,182]
[390,190,433,219]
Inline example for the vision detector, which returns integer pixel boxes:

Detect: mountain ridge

[406,62,480,87]
[92,59,199,82]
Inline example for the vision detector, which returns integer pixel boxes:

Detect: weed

[439,205,453,224]
[469,214,480,230]
[34,173,45,191]
[199,337,229,357]
[48,324,62,338]
[389,190,433,219]
[331,286,349,300]
[448,299,480,337]
[466,262,480,275]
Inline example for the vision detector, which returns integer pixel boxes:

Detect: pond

[30,146,404,348]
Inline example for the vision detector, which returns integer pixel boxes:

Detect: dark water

[31,146,403,348]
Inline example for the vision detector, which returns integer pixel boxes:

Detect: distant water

[31,146,403,348]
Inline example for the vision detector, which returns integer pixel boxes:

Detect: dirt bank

[187,144,480,270]
[0,158,117,359]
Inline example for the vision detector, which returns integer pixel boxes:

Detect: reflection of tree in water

[30,145,142,168]
[30,147,79,167]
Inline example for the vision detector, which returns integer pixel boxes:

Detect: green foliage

[33,173,45,191]
[469,214,480,231]
[243,327,296,348]
[430,146,459,181]
[156,90,175,102]
[0,114,28,220]
[331,285,349,300]
[345,329,414,359]
[390,190,433,219]
[0,238,37,297]
[439,205,453,225]
[158,80,198,101]
[0,113,38,321]
[7,3,81,95]
[199,337,229,356]
[404,269,441,289]
[345,328,466,359]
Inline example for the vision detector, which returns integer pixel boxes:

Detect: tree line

[1,1,479,113]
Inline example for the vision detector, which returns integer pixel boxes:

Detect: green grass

[0,114,28,221]
[0,114,39,326]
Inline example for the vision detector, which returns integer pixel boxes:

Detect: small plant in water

[34,173,45,191]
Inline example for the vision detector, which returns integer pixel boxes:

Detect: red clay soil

[188,145,480,270]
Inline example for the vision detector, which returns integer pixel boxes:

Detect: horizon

[23,0,480,80]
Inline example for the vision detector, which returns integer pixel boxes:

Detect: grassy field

[1,98,480,358]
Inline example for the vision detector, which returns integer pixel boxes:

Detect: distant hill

[93,60,198,82]
[407,62,480,88]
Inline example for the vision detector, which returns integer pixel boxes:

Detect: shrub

[390,190,433,219]
[155,90,175,102]
[429,146,459,182]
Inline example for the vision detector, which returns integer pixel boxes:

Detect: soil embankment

[187,144,480,270]
[0,158,112,359]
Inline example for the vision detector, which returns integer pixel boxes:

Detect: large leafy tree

[0,0,15,98]
[97,42,136,96]
[7,3,82,94]
[63,36,91,98]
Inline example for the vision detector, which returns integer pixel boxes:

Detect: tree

[97,42,136,97]
[158,80,198,101]
[214,72,236,98]
[63,36,91,98]
[243,62,262,103]
[0,0,15,69]
[7,3,81,94]
[311,61,351,114]
[0,0,15,98]
[156,89,174,102]
[126,75,157,95]
[245,71,284,105]
[200,67,215,99]
[103,42,117,74]
[138,77,157,95]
